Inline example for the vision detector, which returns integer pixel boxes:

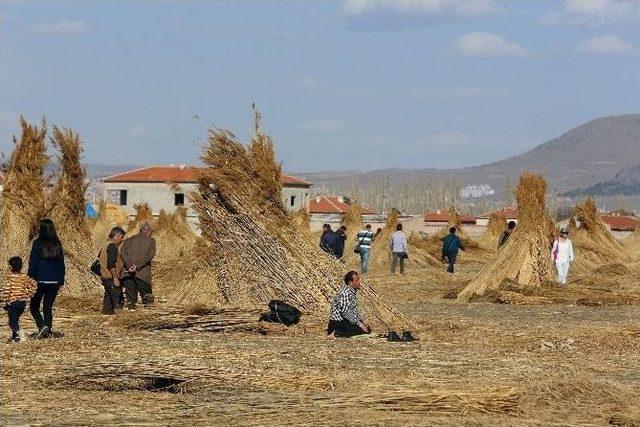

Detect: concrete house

[475,207,518,226]
[102,165,311,220]
[309,195,379,224]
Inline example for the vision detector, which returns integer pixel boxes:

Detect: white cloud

[342,0,499,18]
[414,86,509,101]
[125,124,152,139]
[30,20,89,36]
[455,32,529,58]
[575,34,634,54]
[298,119,351,133]
[543,0,640,26]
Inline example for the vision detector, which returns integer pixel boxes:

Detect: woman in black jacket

[28,219,65,339]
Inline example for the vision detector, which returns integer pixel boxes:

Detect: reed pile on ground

[127,202,154,232]
[89,200,129,249]
[477,213,507,252]
[0,117,48,272]
[289,208,311,232]
[48,126,99,294]
[457,173,555,301]
[153,207,198,261]
[183,129,410,331]
[625,226,640,252]
[569,198,636,276]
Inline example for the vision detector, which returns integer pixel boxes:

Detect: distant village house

[474,207,518,226]
[102,165,311,220]
[309,195,378,224]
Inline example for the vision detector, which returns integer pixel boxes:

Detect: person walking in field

[28,219,66,339]
[355,224,374,274]
[390,223,408,274]
[2,257,36,342]
[100,227,126,315]
[121,221,157,309]
[441,227,464,273]
[335,225,347,260]
[499,221,517,247]
[551,227,574,285]
[327,271,371,338]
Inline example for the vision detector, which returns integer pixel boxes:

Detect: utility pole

[251,102,262,135]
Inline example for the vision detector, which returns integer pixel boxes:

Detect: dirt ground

[1,263,639,426]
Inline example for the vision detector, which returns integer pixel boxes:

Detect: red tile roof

[309,195,377,215]
[478,207,518,219]
[601,215,637,231]
[424,210,476,224]
[103,165,310,187]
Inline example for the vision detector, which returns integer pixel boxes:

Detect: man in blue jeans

[442,227,464,273]
[355,224,374,274]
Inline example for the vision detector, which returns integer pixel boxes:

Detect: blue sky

[1,0,638,171]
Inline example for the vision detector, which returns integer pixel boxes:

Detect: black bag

[90,252,101,276]
[259,300,301,326]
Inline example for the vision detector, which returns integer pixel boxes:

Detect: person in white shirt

[390,223,408,274]
[551,227,574,285]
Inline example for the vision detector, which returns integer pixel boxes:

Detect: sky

[1,0,638,172]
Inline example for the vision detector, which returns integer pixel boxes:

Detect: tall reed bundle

[153,207,198,261]
[367,208,400,270]
[478,213,508,252]
[127,203,154,231]
[289,208,311,232]
[89,199,129,249]
[569,198,636,275]
[457,173,554,300]
[0,117,48,270]
[186,129,411,331]
[48,126,99,294]
[341,202,364,232]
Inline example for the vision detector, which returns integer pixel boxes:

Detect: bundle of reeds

[153,207,198,261]
[89,199,129,249]
[569,198,635,275]
[289,208,311,231]
[47,126,100,294]
[341,202,364,232]
[186,128,411,331]
[478,213,508,252]
[367,208,400,270]
[457,173,555,300]
[127,202,154,232]
[0,117,48,270]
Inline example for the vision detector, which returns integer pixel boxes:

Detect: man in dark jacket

[335,225,347,260]
[319,224,340,259]
[121,221,157,309]
[441,227,464,273]
[499,221,516,247]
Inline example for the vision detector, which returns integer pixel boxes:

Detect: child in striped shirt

[2,257,37,342]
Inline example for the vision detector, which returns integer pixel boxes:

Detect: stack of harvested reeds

[153,207,198,261]
[0,118,48,271]
[184,128,411,331]
[457,173,555,300]
[341,202,364,232]
[88,199,130,249]
[127,202,154,232]
[569,198,636,275]
[478,213,508,252]
[48,126,100,294]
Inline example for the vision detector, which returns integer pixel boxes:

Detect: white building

[102,165,311,221]
[475,207,518,226]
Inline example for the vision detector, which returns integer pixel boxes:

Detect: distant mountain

[85,163,141,178]
[303,114,640,198]
[562,164,640,197]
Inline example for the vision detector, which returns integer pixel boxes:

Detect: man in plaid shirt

[327,271,371,337]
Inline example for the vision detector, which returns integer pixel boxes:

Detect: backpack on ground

[259,300,301,326]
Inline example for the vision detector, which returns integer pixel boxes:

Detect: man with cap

[120,221,157,309]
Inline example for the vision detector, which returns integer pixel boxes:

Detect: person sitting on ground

[355,224,374,274]
[442,227,464,273]
[100,227,126,315]
[2,257,36,342]
[28,218,66,339]
[327,271,371,338]
[499,221,517,247]
[121,221,157,309]
[390,223,408,274]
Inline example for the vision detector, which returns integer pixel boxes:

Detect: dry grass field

[2,260,638,426]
